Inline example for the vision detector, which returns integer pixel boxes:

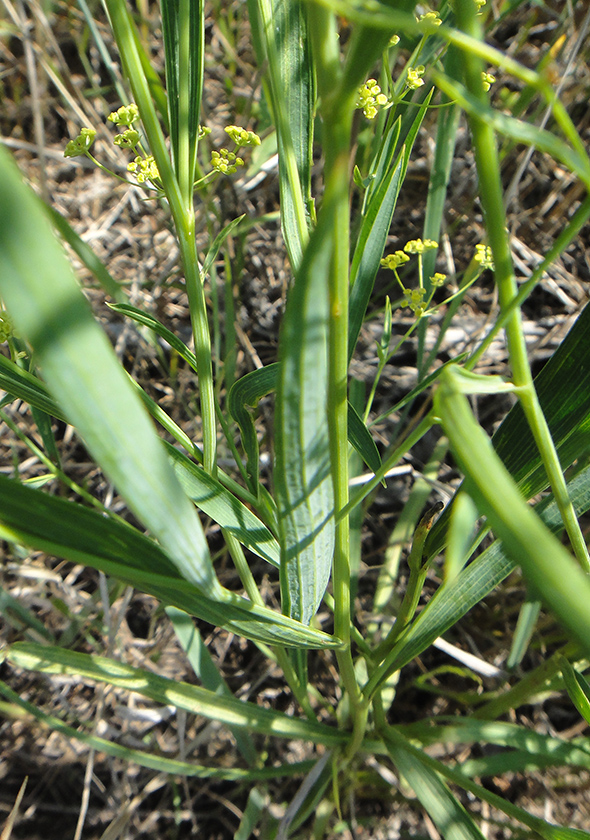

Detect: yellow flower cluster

[211,149,244,175]
[113,129,140,149]
[380,251,410,270]
[406,65,425,91]
[474,244,494,270]
[482,71,496,92]
[356,79,390,120]
[404,238,438,254]
[418,12,442,26]
[403,287,426,315]
[225,125,261,147]
[108,104,139,127]
[127,155,160,184]
[64,128,96,158]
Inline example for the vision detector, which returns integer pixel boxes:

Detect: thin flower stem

[104,0,217,475]
[456,0,590,573]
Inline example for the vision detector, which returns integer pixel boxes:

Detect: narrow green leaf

[385,740,486,840]
[432,70,590,189]
[427,300,590,558]
[167,607,258,765]
[164,441,280,567]
[435,367,590,658]
[559,657,590,727]
[0,677,317,780]
[506,596,541,670]
[348,112,412,358]
[347,401,382,478]
[0,474,339,649]
[0,354,65,421]
[385,726,590,840]
[365,463,590,694]
[248,0,313,267]
[160,0,203,191]
[110,302,199,372]
[0,144,218,596]
[7,642,347,746]
[402,717,590,774]
[229,362,381,494]
[275,222,334,626]
[228,364,278,493]
[202,215,245,277]
[45,203,127,302]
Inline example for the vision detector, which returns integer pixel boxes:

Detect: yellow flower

[113,129,140,148]
[403,287,426,315]
[404,238,438,255]
[64,128,96,158]
[474,244,494,270]
[381,251,410,270]
[418,11,442,26]
[211,149,244,175]
[406,66,425,91]
[108,104,139,127]
[127,155,160,184]
[225,125,261,147]
[356,79,390,120]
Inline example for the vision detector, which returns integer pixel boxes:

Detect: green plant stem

[340,413,435,522]
[308,1,370,758]
[373,502,443,662]
[104,0,217,475]
[223,530,316,719]
[456,0,590,573]
[466,193,590,371]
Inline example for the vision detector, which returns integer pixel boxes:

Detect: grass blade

[0,145,219,595]
[275,221,334,626]
[0,677,317,780]
[427,300,590,558]
[164,441,280,568]
[248,0,312,267]
[365,462,590,694]
[385,739,486,840]
[160,0,203,194]
[0,474,339,649]
[559,657,590,727]
[6,642,347,746]
[435,366,590,659]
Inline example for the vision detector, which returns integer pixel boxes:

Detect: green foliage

[2,0,590,836]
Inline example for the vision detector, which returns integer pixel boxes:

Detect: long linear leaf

[5,642,347,746]
[160,0,203,191]
[385,739,486,840]
[248,0,312,267]
[402,718,590,773]
[229,363,382,494]
[0,354,65,421]
[164,441,280,567]
[0,145,218,595]
[275,221,334,626]
[385,726,590,840]
[0,678,318,780]
[435,366,590,658]
[426,299,590,558]
[0,474,339,649]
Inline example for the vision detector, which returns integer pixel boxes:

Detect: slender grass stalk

[455,0,590,573]
[306,1,371,758]
[104,0,217,474]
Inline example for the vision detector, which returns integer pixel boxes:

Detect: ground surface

[1,0,590,838]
